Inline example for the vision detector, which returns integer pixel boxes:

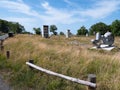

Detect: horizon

[0,0,120,34]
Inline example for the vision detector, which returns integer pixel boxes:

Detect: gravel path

[0,75,11,90]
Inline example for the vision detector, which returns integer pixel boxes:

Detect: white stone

[91,44,115,51]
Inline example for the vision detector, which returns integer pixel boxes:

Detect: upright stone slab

[86,33,89,37]
[42,25,49,38]
[66,29,71,38]
[8,32,14,37]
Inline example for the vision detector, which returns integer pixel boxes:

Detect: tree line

[33,25,58,35]
[77,19,120,36]
[0,19,58,35]
[0,19,26,34]
[34,19,120,36]
[1,18,120,36]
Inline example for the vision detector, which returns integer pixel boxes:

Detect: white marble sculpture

[91,31,115,51]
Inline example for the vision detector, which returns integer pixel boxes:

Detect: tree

[59,31,65,35]
[77,26,88,35]
[50,25,57,35]
[110,20,120,36]
[15,23,25,33]
[0,20,9,33]
[89,22,109,35]
[0,19,26,34]
[33,27,41,35]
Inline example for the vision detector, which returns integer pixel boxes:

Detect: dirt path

[0,75,11,90]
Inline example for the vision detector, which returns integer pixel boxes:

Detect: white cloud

[0,0,40,17]
[80,0,120,18]
[41,1,85,24]
[64,0,79,8]
[0,0,120,33]
[0,0,84,25]
[41,0,120,24]
[4,17,37,23]
[64,0,74,6]
[2,17,39,32]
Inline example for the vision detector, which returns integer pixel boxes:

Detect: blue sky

[0,0,120,34]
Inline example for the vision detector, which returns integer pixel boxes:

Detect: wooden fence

[26,61,97,90]
[0,34,9,51]
[0,34,9,40]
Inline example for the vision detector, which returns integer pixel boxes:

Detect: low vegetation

[0,34,120,90]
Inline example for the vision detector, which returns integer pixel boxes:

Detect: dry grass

[0,34,120,90]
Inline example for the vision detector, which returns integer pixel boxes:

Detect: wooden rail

[26,62,97,89]
[0,34,8,40]
[0,34,9,51]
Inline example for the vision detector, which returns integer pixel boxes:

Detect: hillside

[0,34,120,90]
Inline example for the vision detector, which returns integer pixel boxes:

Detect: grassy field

[0,34,120,90]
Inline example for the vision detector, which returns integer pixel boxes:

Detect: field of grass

[0,34,120,90]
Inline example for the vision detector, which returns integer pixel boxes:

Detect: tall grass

[0,34,120,90]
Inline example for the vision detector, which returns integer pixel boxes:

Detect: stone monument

[42,25,49,38]
[66,29,71,38]
[91,31,115,51]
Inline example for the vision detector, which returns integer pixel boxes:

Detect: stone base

[91,44,115,51]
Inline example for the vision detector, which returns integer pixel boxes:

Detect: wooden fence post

[6,51,10,59]
[0,40,4,51]
[0,40,4,45]
[1,45,4,51]
[88,74,96,90]
[28,60,34,69]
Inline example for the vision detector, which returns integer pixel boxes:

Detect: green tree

[77,26,88,35]
[89,22,109,35]
[8,22,16,33]
[0,19,25,34]
[0,20,9,33]
[110,20,120,36]
[59,31,65,35]
[15,23,25,33]
[33,27,41,35]
[50,25,57,35]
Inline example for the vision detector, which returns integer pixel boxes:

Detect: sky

[0,0,120,34]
